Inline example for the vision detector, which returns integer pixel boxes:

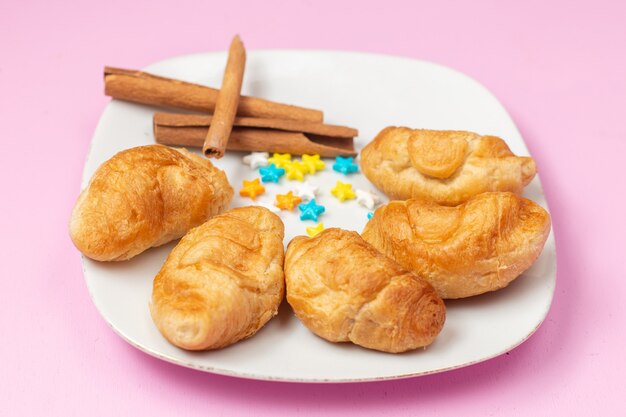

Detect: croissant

[150,206,285,350]
[285,228,445,353]
[360,127,536,205]
[69,145,233,261]
[362,192,551,299]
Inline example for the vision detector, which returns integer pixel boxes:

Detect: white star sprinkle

[293,181,319,202]
[355,189,381,210]
[242,152,269,169]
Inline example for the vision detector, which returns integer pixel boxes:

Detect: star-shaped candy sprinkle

[367,212,374,220]
[330,181,356,202]
[239,178,265,200]
[242,152,269,169]
[274,191,302,211]
[306,223,324,238]
[301,154,326,174]
[284,159,308,181]
[298,199,325,222]
[355,189,381,210]
[259,163,285,183]
[332,156,359,175]
[293,181,319,202]
[267,153,292,168]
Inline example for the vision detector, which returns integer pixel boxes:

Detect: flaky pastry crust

[70,145,233,261]
[362,192,551,299]
[285,228,445,353]
[150,206,285,350]
[360,127,536,205]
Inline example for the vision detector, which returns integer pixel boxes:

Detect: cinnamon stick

[203,35,246,158]
[104,67,323,122]
[154,113,359,138]
[155,126,356,157]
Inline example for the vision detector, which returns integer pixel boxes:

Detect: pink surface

[1,0,624,415]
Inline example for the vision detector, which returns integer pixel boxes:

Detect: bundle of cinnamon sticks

[105,36,358,158]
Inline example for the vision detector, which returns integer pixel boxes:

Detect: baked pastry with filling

[70,145,233,261]
[151,206,285,350]
[362,192,551,299]
[285,228,445,353]
[360,127,536,205]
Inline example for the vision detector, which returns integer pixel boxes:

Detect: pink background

[2,0,624,415]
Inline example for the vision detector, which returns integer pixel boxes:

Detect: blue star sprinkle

[367,212,374,219]
[259,163,285,183]
[298,199,326,222]
[332,156,359,175]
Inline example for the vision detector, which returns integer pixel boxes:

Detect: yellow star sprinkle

[274,191,302,211]
[239,178,265,200]
[267,153,292,168]
[306,223,324,237]
[284,160,307,181]
[330,181,356,202]
[301,154,326,174]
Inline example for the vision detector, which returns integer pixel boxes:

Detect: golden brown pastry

[362,192,551,299]
[150,206,285,350]
[360,127,536,205]
[70,145,233,261]
[285,228,445,353]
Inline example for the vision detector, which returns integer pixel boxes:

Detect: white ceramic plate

[81,50,556,382]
